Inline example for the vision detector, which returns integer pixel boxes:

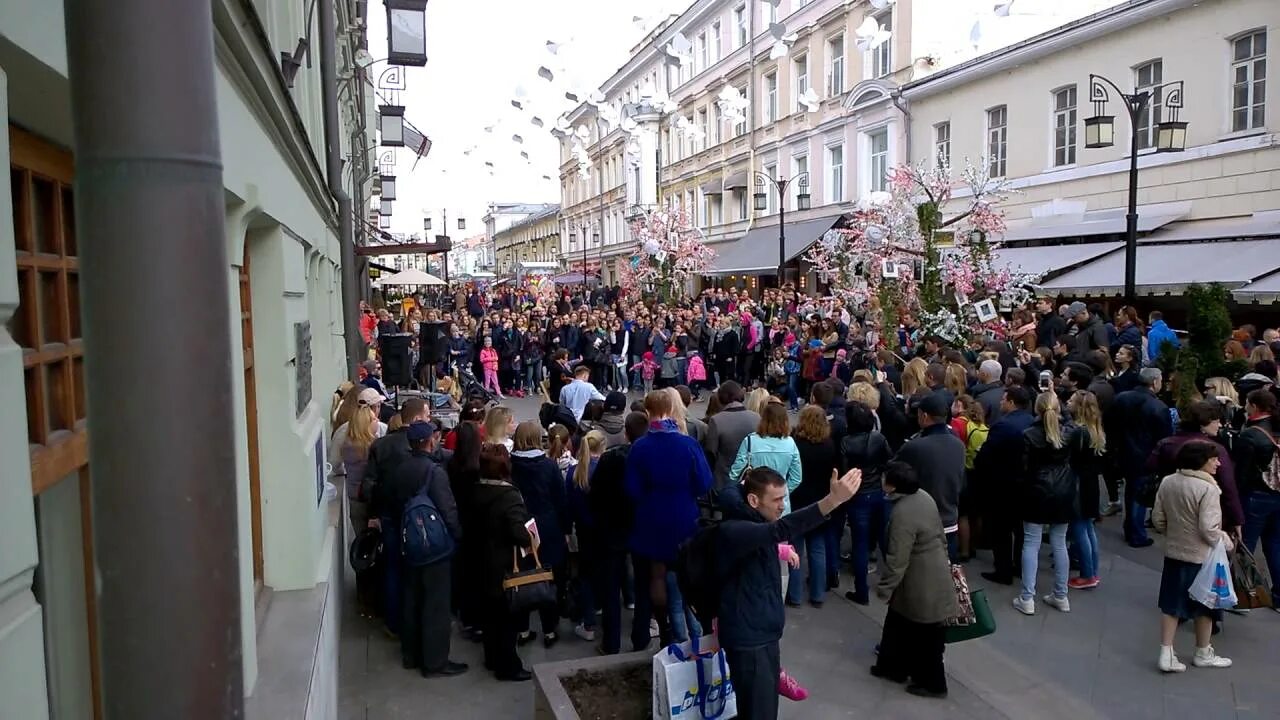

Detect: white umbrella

[376,268,446,286]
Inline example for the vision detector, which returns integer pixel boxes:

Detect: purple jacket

[1147,431,1245,530]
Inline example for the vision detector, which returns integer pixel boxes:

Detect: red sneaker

[1068,576,1100,590]
[778,670,809,701]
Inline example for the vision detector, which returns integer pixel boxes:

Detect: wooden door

[240,251,264,587]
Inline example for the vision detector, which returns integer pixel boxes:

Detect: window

[685,115,696,157]
[827,35,845,96]
[710,194,722,225]
[793,155,809,206]
[763,164,778,213]
[1135,59,1163,150]
[736,189,748,219]
[734,5,747,48]
[767,1,777,25]
[869,129,889,192]
[666,64,679,92]
[1053,85,1077,167]
[828,144,845,202]
[1232,30,1267,132]
[872,12,892,78]
[712,21,722,62]
[934,121,951,167]
[710,104,721,145]
[697,32,708,72]
[987,105,1007,177]
[764,72,778,123]
[697,108,709,152]
[794,54,809,112]
[734,84,747,136]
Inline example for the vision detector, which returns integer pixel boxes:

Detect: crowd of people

[333,280,1280,718]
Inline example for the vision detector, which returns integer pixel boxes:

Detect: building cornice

[901,0,1199,101]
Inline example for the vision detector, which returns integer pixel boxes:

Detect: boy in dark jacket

[588,412,649,653]
[714,466,861,720]
[1105,368,1171,547]
[974,387,1035,584]
[894,392,966,560]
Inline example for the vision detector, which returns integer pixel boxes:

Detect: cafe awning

[722,170,749,191]
[707,214,845,276]
[1040,238,1280,297]
[991,242,1123,279]
[998,203,1188,243]
[700,179,724,195]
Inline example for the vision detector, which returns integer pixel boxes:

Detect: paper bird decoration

[994,0,1014,16]
[545,40,560,54]
[531,117,544,128]
[869,0,894,8]
[855,16,892,51]
[538,66,555,81]
[565,91,580,103]
[511,99,523,110]
[520,151,529,160]
[798,87,820,113]
[555,115,572,132]
[512,134,523,144]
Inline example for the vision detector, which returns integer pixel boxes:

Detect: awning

[1141,212,1280,244]
[552,271,596,284]
[700,179,723,195]
[722,171,748,191]
[1233,272,1280,304]
[1040,239,1280,296]
[991,242,1122,278]
[707,214,845,276]
[998,204,1187,243]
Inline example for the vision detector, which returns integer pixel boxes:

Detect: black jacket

[465,478,532,600]
[875,383,910,451]
[362,428,413,505]
[510,452,569,567]
[712,329,740,362]
[1234,416,1279,496]
[378,450,462,540]
[588,443,635,550]
[973,409,1035,505]
[1110,368,1141,395]
[841,430,893,496]
[793,437,838,509]
[1019,421,1081,525]
[1036,312,1068,350]
[894,424,966,528]
[1105,388,1171,475]
[714,484,830,650]
[1071,316,1109,358]
[1086,377,1116,414]
[970,381,1005,426]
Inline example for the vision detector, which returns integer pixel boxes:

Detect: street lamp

[753,171,810,287]
[380,174,397,201]
[384,0,428,67]
[1084,73,1187,303]
[379,105,406,146]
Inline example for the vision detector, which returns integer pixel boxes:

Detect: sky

[366,0,691,237]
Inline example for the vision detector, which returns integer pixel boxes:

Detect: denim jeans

[786,529,828,604]
[677,356,688,386]
[524,358,543,393]
[665,571,702,643]
[630,363,644,391]
[847,492,888,601]
[1243,491,1280,607]
[1123,474,1151,545]
[1021,523,1069,601]
[1069,519,1100,579]
[823,505,845,581]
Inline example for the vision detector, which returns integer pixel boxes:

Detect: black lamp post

[384,0,428,66]
[1084,73,1187,303]
[753,171,810,288]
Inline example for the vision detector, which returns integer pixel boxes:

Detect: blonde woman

[484,406,516,451]
[943,363,968,398]
[509,420,568,647]
[331,384,362,439]
[331,387,388,531]
[901,358,929,398]
[547,424,574,475]
[1067,391,1107,589]
[566,430,608,641]
[1013,392,1079,616]
[744,387,771,415]
[663,387,689,435]
[331,380,356,431]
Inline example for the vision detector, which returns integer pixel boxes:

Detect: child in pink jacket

[479,336,502,397]
[686,351,708,399]
[630,351,660,394]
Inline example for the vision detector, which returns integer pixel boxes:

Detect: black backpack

[674,519,723,629]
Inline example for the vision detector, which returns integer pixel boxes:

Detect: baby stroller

[457,364,500,406]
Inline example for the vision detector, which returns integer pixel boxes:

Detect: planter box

[533,650,652,720]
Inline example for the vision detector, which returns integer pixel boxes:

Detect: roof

[497,204,561,236]
[992,242,1123,278]
[1040,238,1280,296]
[708,214,845,276]
[1233,272,1280,304]
[1142,212,1280,244]
[998,203,1188,243]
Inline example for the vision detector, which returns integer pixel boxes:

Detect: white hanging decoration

[993,0,1015,17]
[620,116,638,134]
[798,87,821,113]
[855,16,892,52]
[716,85,749,126]
[597,103,620,129]
[869,0,895,9]
[574,125,592,141]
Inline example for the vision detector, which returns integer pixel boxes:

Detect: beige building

[494,203,561,276]
[557,0,1123,291]
[901,0,1280,299]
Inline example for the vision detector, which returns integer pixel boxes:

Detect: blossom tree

[804,159,1041,343]
[619,207,716,301]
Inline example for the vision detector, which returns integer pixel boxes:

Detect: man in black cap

[894,392,967,561]
[596,391,628,448]
[378,420,467,677]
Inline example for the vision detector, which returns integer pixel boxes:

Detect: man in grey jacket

[702,381,760,491]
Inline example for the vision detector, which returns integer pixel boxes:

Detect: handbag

[502,546,556,615]
[1231,545,1273,610]
[943,564,976,627]
[944,589,996,644]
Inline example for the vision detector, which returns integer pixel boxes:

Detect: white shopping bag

[652,634,737,720]
[1188,539,1238,610]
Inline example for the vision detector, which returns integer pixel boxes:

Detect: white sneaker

[1042,594,1071,613]
[1192,646,1232,668]
[573,623,595,642]
[1013,596,1036,615]
[1158,646,1186,673]
[649,619,660,638]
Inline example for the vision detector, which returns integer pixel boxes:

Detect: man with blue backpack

[380,420,467,677]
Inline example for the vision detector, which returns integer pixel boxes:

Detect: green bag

[944,589,996,644]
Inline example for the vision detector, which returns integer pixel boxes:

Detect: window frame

[871,10,893,79]
[828,34,846,96]
[1230,29,1267,132]
[792,154,809,207]
[734,5,747,48]
[697,31,708,73]
[711,21,722,63]
[934,121,951,168]
[764,71,779,124]
[1134,58,1163,150]
[733,84,748,137]
[1052,84,1078,167]
[868,129,889,192]
[986,105,1008,178]
[794,53,810,113]
[827,143,845,203]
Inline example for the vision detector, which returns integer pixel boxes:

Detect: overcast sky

[366,0,690,237]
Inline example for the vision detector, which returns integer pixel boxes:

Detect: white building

[556,0,1124,291]
[0,0,371,717]
[901,0,1280,300]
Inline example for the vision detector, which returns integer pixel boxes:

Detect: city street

[338,395,1280,720]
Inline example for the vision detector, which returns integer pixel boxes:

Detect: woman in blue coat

[510,421,569,647]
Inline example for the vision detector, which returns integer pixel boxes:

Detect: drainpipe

[744,0,759,237]
[321,0,364,378]
[64,0,243,716]
[891,88,912,170]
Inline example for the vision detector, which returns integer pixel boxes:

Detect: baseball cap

[917,391,951,419]
[357,387,384,406]
[604,391,627,413]
[1066,301,1088,317]
[407,420,434,442]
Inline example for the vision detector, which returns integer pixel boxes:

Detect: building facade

[0,1,371,717]
[494,204,561,276]
[556,0,1122,291]
[901,0,1280,298]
